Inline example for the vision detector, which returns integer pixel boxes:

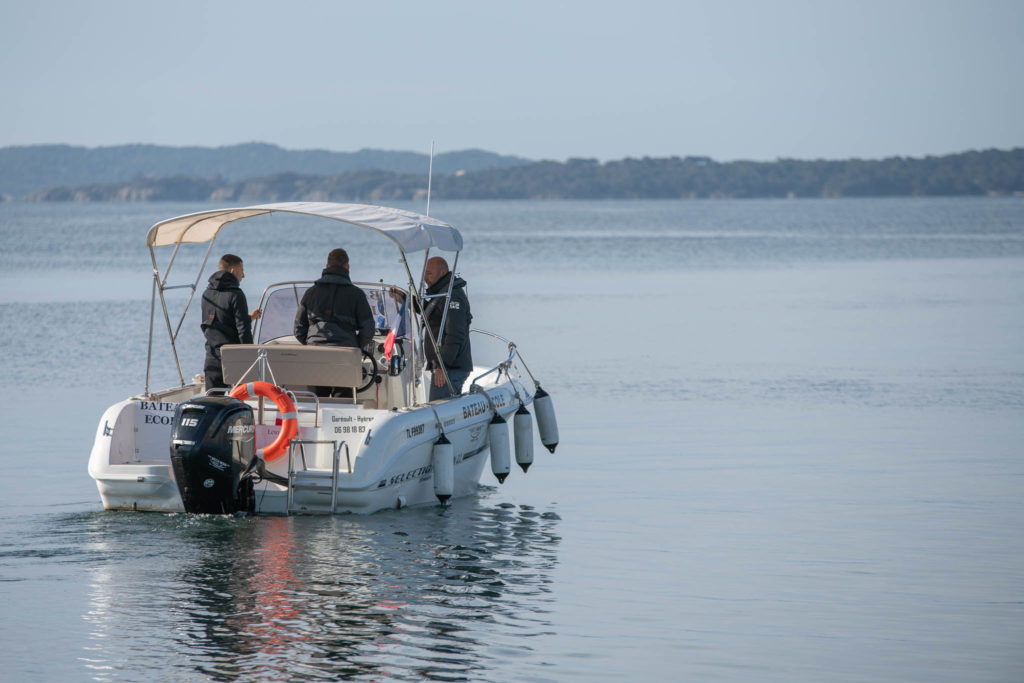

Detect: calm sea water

[1,198,1023,681]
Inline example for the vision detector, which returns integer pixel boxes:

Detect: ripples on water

[2,199,1023,681]
[3,198,1024,277]
[5,501,560,681]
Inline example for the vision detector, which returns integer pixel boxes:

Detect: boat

[87,202,558,515]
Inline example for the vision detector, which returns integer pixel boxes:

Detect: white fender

[533,386,559,454]
[432,434,454,503]
[488,413,511,483]
[513,404,534,473]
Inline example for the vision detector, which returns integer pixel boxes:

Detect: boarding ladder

[285,440,352,515]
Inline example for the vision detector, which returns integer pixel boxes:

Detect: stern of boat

[88,382,204,512]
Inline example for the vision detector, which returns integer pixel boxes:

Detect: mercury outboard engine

[169,396,259,515]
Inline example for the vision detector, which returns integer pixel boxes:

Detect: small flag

[383,297,407,360]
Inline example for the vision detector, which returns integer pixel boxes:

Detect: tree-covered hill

[0,142,530,199]
[433,149,1024,199]
[18,148,1024,202]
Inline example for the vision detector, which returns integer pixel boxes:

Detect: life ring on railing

[229,381,298,461]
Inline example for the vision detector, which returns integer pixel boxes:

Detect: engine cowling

[169,396,258,515]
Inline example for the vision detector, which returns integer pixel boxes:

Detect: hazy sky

[2,0,1021,161]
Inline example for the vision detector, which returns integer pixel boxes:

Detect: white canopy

[145,201,463,252]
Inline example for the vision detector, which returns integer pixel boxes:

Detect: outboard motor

[169,396,259,515]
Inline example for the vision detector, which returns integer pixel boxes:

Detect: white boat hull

[87,202,557,517]
[88,372,533,515]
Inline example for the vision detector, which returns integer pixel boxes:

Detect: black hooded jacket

[200,270,253,354]
[422,271,473,371]
[294,267,375,348]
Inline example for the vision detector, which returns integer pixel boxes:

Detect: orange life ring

[229,381,298,461]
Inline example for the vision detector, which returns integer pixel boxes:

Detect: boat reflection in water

[81,498,561,680]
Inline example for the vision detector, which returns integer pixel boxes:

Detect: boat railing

[286,439,350,515]
[468,328,541,397]
[287,390,322,427]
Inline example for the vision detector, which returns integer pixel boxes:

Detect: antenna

[426,140,435,217]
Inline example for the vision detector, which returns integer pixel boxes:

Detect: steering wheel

[358,348,380,393]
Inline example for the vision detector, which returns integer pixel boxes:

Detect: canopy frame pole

[414,247,454,395]
[145,271,158,396]
[414,248,432,401]
[418,249,430,294]
[161,241,183,288]
[403,245,455,403]
[416,295,449,399]
[433,251,460,395]
[435,251,460,354]
[397,251,427,406]
[158,214,218,285]
[149,245,186,387]
[171,238,217,342]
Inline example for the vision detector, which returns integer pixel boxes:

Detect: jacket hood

[207,270,241,291]
[316,266,353,286]
[426,271,466,295]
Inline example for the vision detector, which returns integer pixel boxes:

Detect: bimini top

[145,201,463,253]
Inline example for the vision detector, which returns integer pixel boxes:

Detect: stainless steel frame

[468,328,542,396]
[142,211,461,404]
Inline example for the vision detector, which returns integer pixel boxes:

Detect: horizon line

[2,140,1022,165]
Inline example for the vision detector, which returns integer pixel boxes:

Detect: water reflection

[78,498,560,680]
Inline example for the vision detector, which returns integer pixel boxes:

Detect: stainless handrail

[470,328,515,346]
[470,328,543,389]
[468,328,522,389]
[287,390,321,428]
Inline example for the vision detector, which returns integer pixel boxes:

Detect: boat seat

[220,344,363,392]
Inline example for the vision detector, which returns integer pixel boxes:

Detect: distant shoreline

[6,194,1024,205]
[3,144,1022,202]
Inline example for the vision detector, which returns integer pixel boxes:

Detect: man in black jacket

[294,249,375,396]
[422,256,473,400]
[200,254,261,389]
[390,257,474,400]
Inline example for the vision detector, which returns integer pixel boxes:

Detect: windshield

[256,282,411,344]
